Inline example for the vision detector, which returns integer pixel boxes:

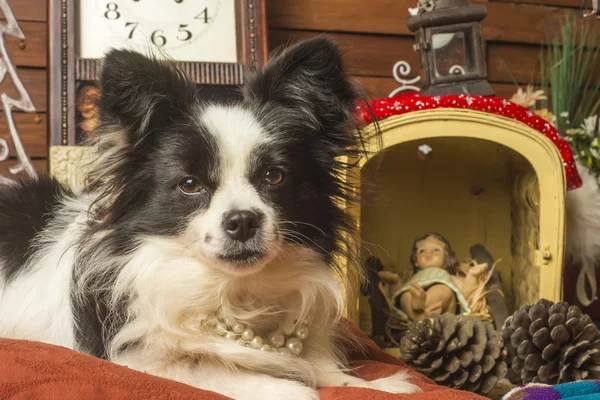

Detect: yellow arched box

[345,108,567,332]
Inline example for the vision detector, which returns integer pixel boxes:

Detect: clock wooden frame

[48,0,268,147]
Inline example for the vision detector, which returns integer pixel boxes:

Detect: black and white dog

[0,38,418,399]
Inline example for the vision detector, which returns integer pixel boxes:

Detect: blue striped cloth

[502,380,600,400]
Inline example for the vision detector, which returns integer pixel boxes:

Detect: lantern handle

[416,0,435,13]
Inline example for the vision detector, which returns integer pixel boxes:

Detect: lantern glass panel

[432,28,476,79]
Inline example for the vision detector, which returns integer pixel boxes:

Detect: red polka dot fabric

[355,92,582,190]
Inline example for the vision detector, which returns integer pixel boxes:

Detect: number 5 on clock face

[77,0,238,63]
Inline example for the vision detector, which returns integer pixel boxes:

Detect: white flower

[560,111,569,118]
[583,115,599,137]
[509,85,547,108]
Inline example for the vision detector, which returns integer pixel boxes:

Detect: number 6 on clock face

[77,0,237,63]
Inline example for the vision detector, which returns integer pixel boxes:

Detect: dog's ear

[98,49,196,144]
[242,37,359,142]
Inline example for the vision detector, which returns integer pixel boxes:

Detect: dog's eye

[264,169,284,185]
[179,176,203,194]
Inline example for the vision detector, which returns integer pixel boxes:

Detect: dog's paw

[245,380,319,400]
[356,371,421,394]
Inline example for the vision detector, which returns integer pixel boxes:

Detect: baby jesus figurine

[381,233,488,322]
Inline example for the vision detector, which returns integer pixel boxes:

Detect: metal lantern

[406,0,495,96]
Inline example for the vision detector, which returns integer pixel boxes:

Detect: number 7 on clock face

[77,0,238,63]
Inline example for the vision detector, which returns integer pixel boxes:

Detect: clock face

[78,0,238,63]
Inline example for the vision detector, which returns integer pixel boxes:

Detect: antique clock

[78,1,238,63]
[49,0,267,146]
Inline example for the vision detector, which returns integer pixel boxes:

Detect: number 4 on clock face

[77,0,238,63]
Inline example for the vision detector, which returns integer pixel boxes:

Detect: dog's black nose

[223,210,260,242]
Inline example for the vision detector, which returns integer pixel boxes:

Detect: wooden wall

[0,0,594,177]
[0,0,47,177]
[265,0,591,100]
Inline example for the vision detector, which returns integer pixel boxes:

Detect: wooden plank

[269,29,417,78]
[6,0,47,22]
[492,83,524,101]
[1,68,47,112]
[267,0,409,36]
[0,158,47,180]
[266,0,580,46]
[481,1,579,45]
[492,0,584,9]
[7,22,47,68]
[269,29,600,86]
[487,43,542,85]
[0,112,47,158]
[354,76,520,100]
[353,76,408,99]
[488,42,600,85]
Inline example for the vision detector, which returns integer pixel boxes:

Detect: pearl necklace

[205,317,309,356]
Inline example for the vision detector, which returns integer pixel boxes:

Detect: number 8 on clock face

[78,0,237,63]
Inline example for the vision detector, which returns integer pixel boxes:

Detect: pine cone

[501,299,600,385]
[400,313,507,394]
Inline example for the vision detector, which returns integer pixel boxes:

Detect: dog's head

[90,37,364,276]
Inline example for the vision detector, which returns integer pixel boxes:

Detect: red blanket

[0,327,486,399]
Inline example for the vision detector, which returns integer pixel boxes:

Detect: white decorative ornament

[0,0,37,185]
[418,144,433,155]
[449,65,466,75]
[389,61,421,97]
